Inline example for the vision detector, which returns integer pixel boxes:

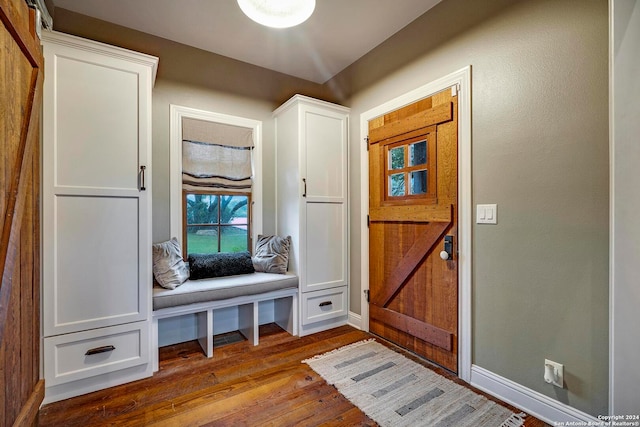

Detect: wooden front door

[1,0,45,424]
[368,88,458,372]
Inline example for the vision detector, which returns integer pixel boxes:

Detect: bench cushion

[153,272,298,311]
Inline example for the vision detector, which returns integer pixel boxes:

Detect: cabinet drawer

[301,286,347,326]
[44,321,149,386]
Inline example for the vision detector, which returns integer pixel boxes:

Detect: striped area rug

[303,339,526,427]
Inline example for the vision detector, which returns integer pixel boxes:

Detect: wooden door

[368,88,458,372]
[0,0,45,424]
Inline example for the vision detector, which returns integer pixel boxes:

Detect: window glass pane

[219,195,249,225]
[221,226,248,252]
[410,140,427,166]
[186,225,218,254]
[410,169,427,195]
[185,193,250,255]
[389,173,405,196]
[389,146,405,170]
[186,194,219,225]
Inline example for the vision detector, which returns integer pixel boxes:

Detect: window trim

[170,105,262,251]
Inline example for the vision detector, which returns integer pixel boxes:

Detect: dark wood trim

[370,305,453,351]
[13,379,44,427]
[369,204,452,223]
[0,0,44,69]
[0,65,41,342]
[369,101,452,144]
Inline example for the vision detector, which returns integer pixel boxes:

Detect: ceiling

[52,0,442,84]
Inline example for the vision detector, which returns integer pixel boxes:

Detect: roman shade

[182,117,254,193]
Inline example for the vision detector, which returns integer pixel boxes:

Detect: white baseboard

[470,365,600,425]
[348,311,363,330]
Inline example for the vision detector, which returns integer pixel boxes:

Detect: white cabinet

[41,31,157,403]
[274,95,349,336]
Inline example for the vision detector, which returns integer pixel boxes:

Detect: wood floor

[38,325,549,426]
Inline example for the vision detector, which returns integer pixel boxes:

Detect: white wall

[611,0,640,414]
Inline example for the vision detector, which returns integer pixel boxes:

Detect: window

[183,192,250,255]
[170,106,263,258]
[384,134,436,203]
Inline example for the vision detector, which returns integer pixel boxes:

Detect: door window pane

[389,173,405,196]
[389,146,405,170]
[410,169,427,195]
[410,140,427,166]
[383,134,434,202]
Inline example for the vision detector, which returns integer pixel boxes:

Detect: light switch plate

[477,204,497,224]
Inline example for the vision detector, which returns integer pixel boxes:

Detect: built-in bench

[151,272,298,372]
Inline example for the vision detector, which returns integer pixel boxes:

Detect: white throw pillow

[252,235,291,274]
[152,237,189,289]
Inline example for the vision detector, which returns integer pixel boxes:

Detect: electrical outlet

[544,359,564,388]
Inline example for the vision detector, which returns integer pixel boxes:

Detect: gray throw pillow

[252,235,291,274]
[152,237,189,289]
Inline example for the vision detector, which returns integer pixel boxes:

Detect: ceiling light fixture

[237,0,316,29]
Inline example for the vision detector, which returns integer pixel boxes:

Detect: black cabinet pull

[140,165,146,191]
[85,345,115,356]
[319,301,332,307]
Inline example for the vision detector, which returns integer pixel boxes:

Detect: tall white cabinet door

[303,107,348,201]
[42,32,156,337]
[300,105,348,292]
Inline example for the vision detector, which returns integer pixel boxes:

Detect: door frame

[359,66,472,381]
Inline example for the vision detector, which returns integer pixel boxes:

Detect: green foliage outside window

[185,194,249,254]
